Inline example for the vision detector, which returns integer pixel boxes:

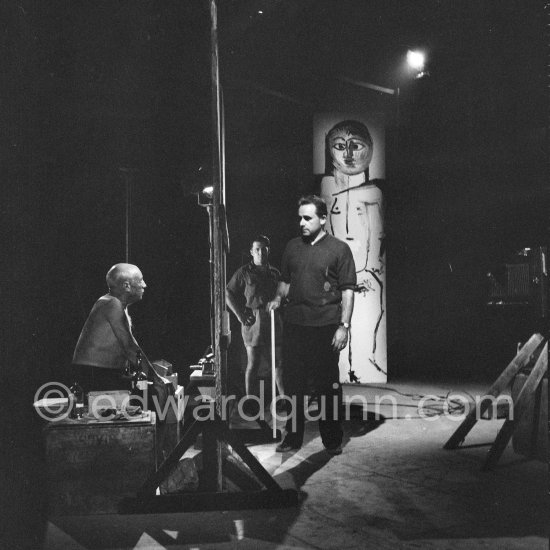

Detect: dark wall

[2,1,547,394]
[2,1,215,392]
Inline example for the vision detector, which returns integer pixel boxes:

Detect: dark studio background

[0,1,547,547]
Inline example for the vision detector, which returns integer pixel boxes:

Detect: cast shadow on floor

[276,406,386,489]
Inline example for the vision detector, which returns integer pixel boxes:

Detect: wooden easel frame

[121,1,292,513]
[120,407,298,514]
[443,333,548,470]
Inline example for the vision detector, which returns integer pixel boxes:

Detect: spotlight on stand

[198,185,214,207]
[406,49,429,79]
[406,50,425,71]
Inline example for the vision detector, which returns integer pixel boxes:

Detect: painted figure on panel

[320,120,386,383]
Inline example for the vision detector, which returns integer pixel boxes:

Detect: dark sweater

[280,233,356,326]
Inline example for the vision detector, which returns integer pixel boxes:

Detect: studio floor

[42,378,548,550]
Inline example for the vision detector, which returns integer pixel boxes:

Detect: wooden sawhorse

[443,333,548,470]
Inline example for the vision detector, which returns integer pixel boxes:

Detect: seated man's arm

[104,300,141,365]
[106,305,161,379]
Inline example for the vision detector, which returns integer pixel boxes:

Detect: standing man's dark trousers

[282,323,343,449]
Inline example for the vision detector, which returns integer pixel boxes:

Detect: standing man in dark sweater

[268,195,356,455]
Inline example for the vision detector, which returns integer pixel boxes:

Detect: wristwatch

[339,322,350,329]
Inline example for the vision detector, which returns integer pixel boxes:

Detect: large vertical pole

[206,0,225,492]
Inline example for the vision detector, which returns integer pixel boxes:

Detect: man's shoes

[325,444,343,456]
[275,438,301,453]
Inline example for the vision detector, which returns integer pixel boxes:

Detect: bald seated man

[72,263,152,393]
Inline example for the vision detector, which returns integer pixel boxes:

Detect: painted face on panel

[329,130,373,176]
[250,241,269,266]
[299,204,326,240]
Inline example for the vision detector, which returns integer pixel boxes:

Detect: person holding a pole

[226,235,284,412]
[268,196,356,455]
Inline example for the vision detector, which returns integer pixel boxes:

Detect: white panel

[315,113,387,384]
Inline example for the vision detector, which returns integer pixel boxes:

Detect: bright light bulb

[202,186,214,198]
[407,50,425,71]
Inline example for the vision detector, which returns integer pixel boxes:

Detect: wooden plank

[527,378,546,458]
[443,333,543,450]
[482,342,548,470]
[210,0,224,493]
[202,418,221,492]
[120,488,299,514]
[138,418,202,497]
[223,455,263,491]
[221,424,282,492]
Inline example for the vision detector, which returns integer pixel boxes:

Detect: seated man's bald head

[106,263,147,305]
[106,264,147,307]
[106,263,142,290]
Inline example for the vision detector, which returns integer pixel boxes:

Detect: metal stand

[443,333,548,470]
